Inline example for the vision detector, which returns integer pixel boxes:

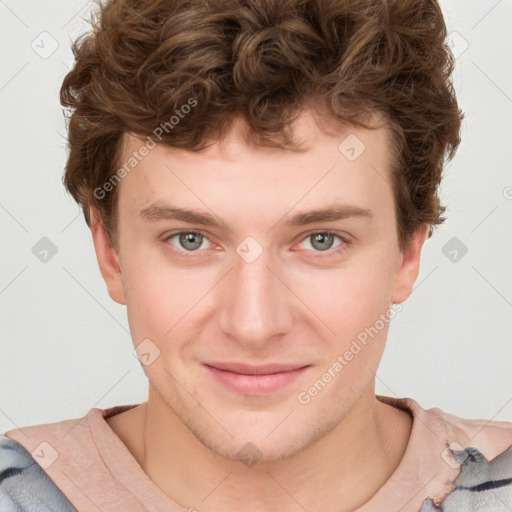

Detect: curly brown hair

[60,0,463,251]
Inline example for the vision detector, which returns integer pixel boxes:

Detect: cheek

[288,255,396,338]
[121,255,216,344]
[295,265,396,400]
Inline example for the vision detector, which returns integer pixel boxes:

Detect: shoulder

[0,435,76,511]
[437,406,512,465]
[392,396,512,457]
[0,405,140,511]
[418,405,512,511]
[379,396,512,511]
[420,443,512,511]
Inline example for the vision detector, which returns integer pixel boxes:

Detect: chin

[185,409,340,465]
[205,433,308,465]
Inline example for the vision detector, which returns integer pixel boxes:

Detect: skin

[91,109,429,512]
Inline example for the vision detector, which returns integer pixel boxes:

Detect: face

[92,110,427,462]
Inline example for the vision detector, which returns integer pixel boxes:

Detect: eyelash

[162,229,351,259]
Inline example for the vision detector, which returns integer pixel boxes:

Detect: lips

[203,362,308,375]
[203,362,311,395]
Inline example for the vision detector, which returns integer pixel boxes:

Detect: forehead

[115,110,395,227]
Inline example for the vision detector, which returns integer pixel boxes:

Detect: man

[1,0,511,510]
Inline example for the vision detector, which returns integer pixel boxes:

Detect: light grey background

[0,0,511,433]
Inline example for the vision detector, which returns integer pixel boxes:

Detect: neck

[116,384,412,512]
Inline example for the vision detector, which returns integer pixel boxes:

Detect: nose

[217,245,294,349]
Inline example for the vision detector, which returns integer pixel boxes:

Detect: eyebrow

[138,202,373,230]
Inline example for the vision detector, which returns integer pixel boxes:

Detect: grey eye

[309,232,336,251]
[177,232,204,251]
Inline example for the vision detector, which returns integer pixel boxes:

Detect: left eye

[298,232,344,252]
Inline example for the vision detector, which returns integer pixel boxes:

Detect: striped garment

[0,436,75,511]
[419,445,512,511]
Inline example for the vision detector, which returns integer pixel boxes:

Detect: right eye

[164,230,214,255]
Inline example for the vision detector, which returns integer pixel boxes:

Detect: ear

[391,224,430,304]
[89,208,126,305]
